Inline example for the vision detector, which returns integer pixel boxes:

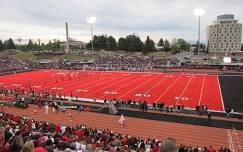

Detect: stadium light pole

[86,16,96,52]
[193,8,206,57]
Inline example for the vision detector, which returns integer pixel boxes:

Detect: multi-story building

[207,14,242,52]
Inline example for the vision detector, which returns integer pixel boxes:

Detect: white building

[61,38,87,50]
[207,14,242,52]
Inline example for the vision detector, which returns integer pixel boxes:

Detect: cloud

[0,0,242,43]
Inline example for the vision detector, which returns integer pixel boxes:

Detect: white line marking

[155,74,183,103]
[217,76,225,111]
[63,73,124,94]
[93,107,105,112]
[82,74,134,97]
[175,75,194,105]
[198,75,206,106]
[118,75,160,99]
[98,75,144,99]
[142,76,168,96]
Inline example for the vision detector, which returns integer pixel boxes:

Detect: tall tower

[65,22,69,53]
[207,14,242,52]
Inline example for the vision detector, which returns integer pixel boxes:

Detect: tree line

[86,34,191,54]
[1,35,225,54]
[0,38,62,52]
[0,38,16,51]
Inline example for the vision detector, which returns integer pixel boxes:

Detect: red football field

[0,70,224,111]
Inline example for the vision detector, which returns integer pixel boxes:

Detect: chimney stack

[65,22,69,53]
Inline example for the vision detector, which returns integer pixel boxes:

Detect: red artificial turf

[0,70,224,111]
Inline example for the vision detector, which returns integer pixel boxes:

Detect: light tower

[193,8,206,56]
[86,16,96,51]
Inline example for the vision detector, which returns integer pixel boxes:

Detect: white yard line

[198,75,206,106]
[217,76,225,111]
[155,74,183,103]
[118,75,160,99]
[143,75,168,95]
[63,73,125,94]
[98,75,146,99]
[175,75,194,105]
[82,74,135,97]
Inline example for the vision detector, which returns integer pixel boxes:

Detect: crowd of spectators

[0,56,25,74]
[0,54,179,72]
[0,112,230,152]
[27,55,179,72]
[88,55,179,72]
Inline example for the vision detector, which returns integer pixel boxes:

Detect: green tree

[0,40,3,51]
[177,38,190,51]
[56,40,61,49]
[3,40,9,50]
[106,36,117,50]
[8,38,16,50]
[135,36,144,51]
[241,44,243,51]
[52,39,61,51]
[46,40,53,50]
[170,38,190,54]
[171,39,180,54]
[89,34,109,50]
[3,38,15,50]
[158,38,164,47]
[118,37,127,50]
[143,36,155,54]
[33,43,41,51]
[124,34,143,52]
[95,35,107,48]
[41,43,46,50]
[163,39,170,52]
[27,39,34,51]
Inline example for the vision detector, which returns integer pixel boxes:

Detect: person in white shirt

[118,114,125,127]
[61,124,66,134]
[45,103,49,114]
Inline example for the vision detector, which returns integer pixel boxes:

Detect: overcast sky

[0,0,243,43]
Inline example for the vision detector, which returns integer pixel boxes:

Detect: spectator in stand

[44,139,54,152]
[0,128,7,152]
[0,111,231,152]
[20,141,34,152]
[0,56,25,74]
[160,138,177,152]
[9,134,24,152]
[153,143,160,152]
[208,145,216,152]
[0,54,179,72]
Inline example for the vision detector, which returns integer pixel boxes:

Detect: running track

[0,70,224,111]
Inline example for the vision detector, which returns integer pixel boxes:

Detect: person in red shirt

[55,124,61,133]
[208,145,216,152]
[152,143,160,152]
[74,130,84,140]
